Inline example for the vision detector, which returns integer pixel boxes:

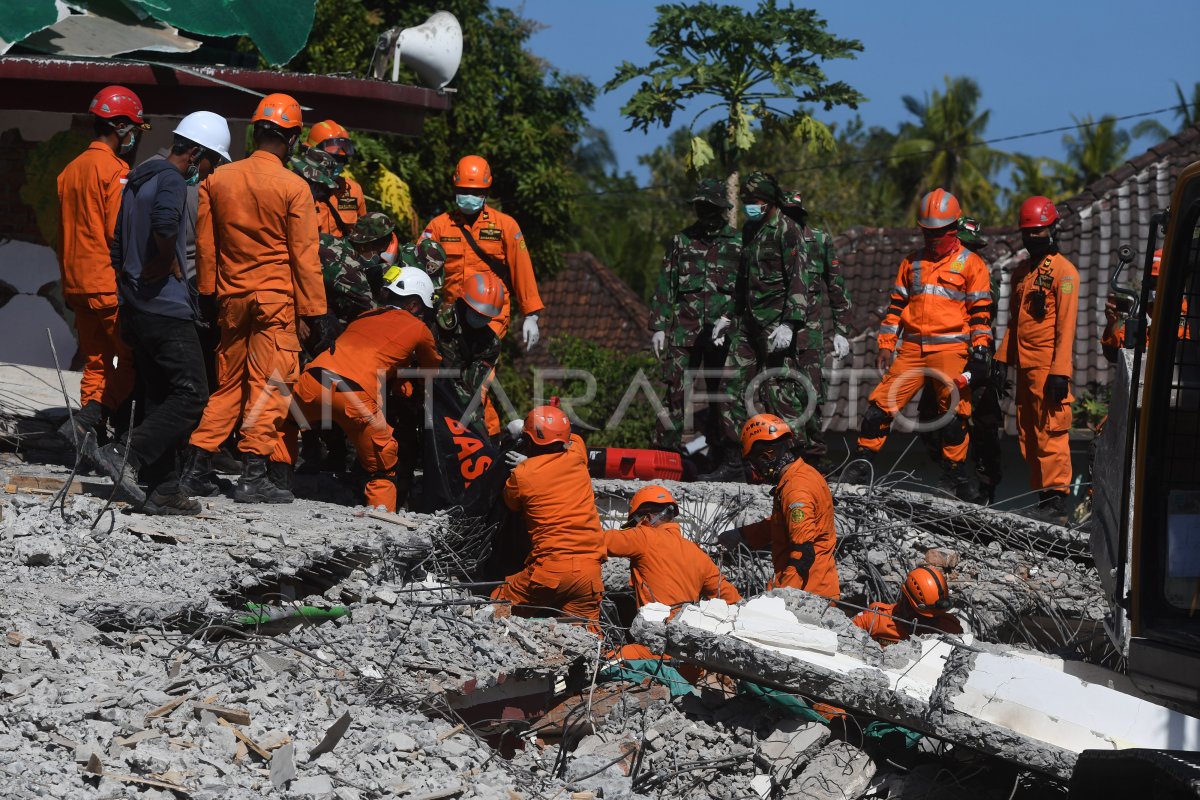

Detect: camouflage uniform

[781,190,852,459]
[399,238,447,295]
[435,303,502,437]
[721,172,814,445]
[319,233,380,328]
[649,178,741,449]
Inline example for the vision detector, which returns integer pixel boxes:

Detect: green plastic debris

[738,680,830,725]
[863,720,922,748]
[123,0,315,66]
[601,659,695,698]
[238,603,347,625]
[0,0,61,51]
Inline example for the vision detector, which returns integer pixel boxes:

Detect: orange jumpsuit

[741,458,840,598]
[852,601,963,645]
[492,433,605,626]
[606,521,741,611]
[285,307,440,510]
[56,141,134,410]
[189,150,327,457]
[997,253,1079,493]
[859,244,993,463]
[315,175,367,237]
[422,205,543,337]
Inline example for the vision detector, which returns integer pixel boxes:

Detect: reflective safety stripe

[879,324,900,335]
[913,284,966,301]
[893,284,909,298]
[911,259,922,287]
[912,333,969,345]
[966,290,991,301]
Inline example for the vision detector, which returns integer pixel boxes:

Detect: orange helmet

[524,405,570,446]
[454,155,492,189]
[901,566,952,617]
[628,485,678,519]
[740,413,791,457]
[306,119,355,158]
[462,271,506,319]
[1151,248,1163,277]
[252,93,302,130]
[917,188,961,229]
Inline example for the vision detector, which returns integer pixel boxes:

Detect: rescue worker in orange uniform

[304,120,367,237]
[607,485,742,612]
[56,85,150,453]
[284,268,441,511]
[994,196,1079,525]
[852,566,963,645]
[421,156,544,347]
[1102,248,1190,361]
[178,94,334,504]
[491,405,605,628]
[843,190,993,499]
[718,414,839,599]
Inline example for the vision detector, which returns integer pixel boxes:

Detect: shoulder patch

[421,230,433,240]
[1060,277,1074,294]
[789,506,806,523]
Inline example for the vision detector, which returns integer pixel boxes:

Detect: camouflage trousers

[720,323,819,450]
[658,326,730,450]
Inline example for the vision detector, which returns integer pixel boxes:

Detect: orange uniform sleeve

[502,468,523,512]
[1051,258,1080,377]
[604,526,647,559]
[415,325,442,370]
[103,167,125,244]
[779,482,824,585]
[964,253,994,349]
[354,180,367,217]
[502,215,543,316]
[698,550,742,604]
[740,518,773,550]
[877,258,911,351]
[195,179,216,295]
[287,181,327,317]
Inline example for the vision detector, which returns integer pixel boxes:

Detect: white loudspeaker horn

[392,11,462,91]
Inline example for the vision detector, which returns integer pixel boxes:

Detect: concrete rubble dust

[0,454,1189,799]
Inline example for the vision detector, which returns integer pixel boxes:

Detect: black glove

[197,293,218,330]
[989,361,1009,396]
[305,313,338,355]
[1045,374,1070,405]
[966,346,991,389]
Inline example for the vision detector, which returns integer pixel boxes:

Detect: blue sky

[493,0,1199,183]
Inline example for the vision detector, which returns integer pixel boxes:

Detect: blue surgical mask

[743,203,766,220]
[455,194,485,214]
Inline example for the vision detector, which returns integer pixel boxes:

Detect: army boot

[840,448,876,485]
[267,459,294,493]
[1029,491,1070,527]
[178,445,221,497]
[57,401,103,462]
[938,458,981,503]
[93,441,146,505]
[142,482,201,516]
[235,454,294,504]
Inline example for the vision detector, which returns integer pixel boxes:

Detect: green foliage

[605,0,863,201]
[18,128,90,246]
[1062,114,1131,189]
[496,336,662,448]
[1072,385,1110,433]
[1001,153,1072,221]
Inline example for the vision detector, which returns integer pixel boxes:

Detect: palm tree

[1132,81,1200,141]
[889,76,1005,220]
[1062,114,1130,190]
[1002,153,1071,222]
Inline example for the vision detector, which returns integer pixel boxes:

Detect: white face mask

[455,194,485,214]
[380,250,396,265]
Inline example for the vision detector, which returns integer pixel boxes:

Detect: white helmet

[384,267,435,309]
[173,111,232,163]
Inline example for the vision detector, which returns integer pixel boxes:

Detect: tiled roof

[515,251,651,369]
[823,124,1200,432]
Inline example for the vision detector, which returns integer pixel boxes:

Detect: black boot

[210,445,242,474]
[178,445,221,497]
[142,481,201,516]
[93,441,146,505]
[267,460,294,492]
[1029,491,1070,526]
[235,454,294,504]
[841,448,875,485]
[938,459,981,503]
[57,401,103,461]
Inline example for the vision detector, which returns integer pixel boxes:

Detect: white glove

[522,314,540,350]
[710,316,730,346]
[651,330,666,357]
[717,528,745,551]
[766,324,793,353]
[831,333,850,361]
[504,451,528,468]
[506,418,525,439]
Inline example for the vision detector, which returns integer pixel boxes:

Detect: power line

[574,102,1187,198]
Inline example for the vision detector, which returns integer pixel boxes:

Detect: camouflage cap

[957,216,988,250]
[349,212,395,244]
[690,178,732,209]
[781,188,804,209]
[740,171,781,204]
[290,148,338,189]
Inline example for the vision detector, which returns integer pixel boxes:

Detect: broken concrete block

[270,742,296,788]
[787,741,875,800]
[291,774,334,796]
[925,548,959,570]
[387,732,417,752]
[749,774,772,799]
[15,536,65,566]
[756,719,829,785]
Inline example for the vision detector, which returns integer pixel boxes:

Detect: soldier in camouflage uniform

[780,189,852,467]
[649,178,742,454]
[435,271,506,438]
[720,172,814,454]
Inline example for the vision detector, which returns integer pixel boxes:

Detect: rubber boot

[178,445,220,497]
[267,460,294,493]
[841,448,875,485]
[142,481,201,516]
[235,454,294,504]
[93,441,146,505]
[938,458,980,503]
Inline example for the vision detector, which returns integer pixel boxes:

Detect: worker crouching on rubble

[717,414,840,598]
[491,405,606,629]
[281,268,441,512]
[853,566,963,645]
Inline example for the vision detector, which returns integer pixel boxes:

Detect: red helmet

[462,271,506,319]
[524,405,570,446]
[917,189,961,229]
[89,85,149,129]
[1018,196,1059,229]
[901,566,952,617]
